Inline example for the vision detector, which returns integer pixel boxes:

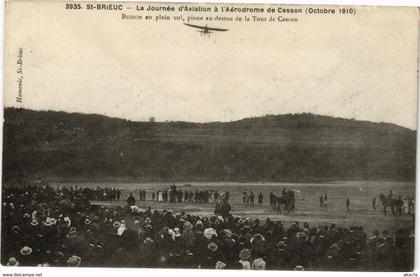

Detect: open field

[55,181,415,234]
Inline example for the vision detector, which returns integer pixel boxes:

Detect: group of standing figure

[156,187,229,204]
[319,194,328,208]
[379,190,415,216]
[321,194,350,212]
[242,192,264,207]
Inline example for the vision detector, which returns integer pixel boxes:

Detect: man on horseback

[380,191,404,216]
[275,189,296,214]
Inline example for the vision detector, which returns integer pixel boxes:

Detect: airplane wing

[184,23,206,30]
[207,27,228,32]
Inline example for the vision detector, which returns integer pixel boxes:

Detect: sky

[4,2,419,129]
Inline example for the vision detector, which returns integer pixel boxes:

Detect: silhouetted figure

[127,193,136,206]
[214,191,219,203]
[372,197,376,210]
[225,191,230,203]
[258,192,263,207]
[270,192,276,209]
[324,194,328,208]
[250,192,255,207]
[221,199,231,219]
[346,198,351,212]
[243,192,248,207]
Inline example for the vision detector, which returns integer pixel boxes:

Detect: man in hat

[215,260,226,269]
[249,192,255,207]
[127,193,136,206]
[238,248,252,269]
[258,192,263,207]
[182,221,195,249]
[214,201,222,216]
[19,246,34,266]
[346,198,351,212]
[220,198,231,219]
[243,192,248,207]
[295,265,304,271]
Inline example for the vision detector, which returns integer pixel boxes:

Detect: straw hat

[208,242,218,252]
[215,261,226,269]
[204,228,217,240]
[239,248,252,261]
[44,217,53,226]
[20,246,32,256]
[295,265,304,271]
[6,257,19,266]
[250,233,265,243]
[67,256,81,267]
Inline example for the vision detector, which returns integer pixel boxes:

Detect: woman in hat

[181,221,195,250]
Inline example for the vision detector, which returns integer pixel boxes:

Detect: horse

[379,193,404,216]
[275,190,295,214]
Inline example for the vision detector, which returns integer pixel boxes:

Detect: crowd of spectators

[1,185,414,271]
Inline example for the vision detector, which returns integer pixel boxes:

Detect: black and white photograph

[1,1,418,273]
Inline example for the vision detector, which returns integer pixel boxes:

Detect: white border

[0,1,418,277]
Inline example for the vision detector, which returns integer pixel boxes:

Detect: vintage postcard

[1,0,418,272]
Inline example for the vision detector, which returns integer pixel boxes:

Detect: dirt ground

[86,181,415,235]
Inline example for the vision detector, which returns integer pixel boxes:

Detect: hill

[2,108,416,184]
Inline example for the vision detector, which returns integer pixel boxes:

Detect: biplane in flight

[184,23,228,36]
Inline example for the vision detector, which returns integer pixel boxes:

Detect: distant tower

[149,117,155,122]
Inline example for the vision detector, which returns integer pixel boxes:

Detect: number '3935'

[66,3,82,9]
